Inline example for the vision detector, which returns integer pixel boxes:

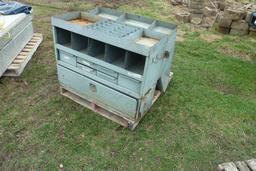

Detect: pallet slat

[235,161,250,171]
[13,59,24,64]
[218,159,256,171]
[16,55,27,60]
[3,33,43,77]
[246,159,256,171]
[60,85,163,130]
[217,163,239,171]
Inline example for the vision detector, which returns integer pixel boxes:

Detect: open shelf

[125,51,146,75]
[55,28,146,76]
[105,45,126,68]
[86,39,106,61]
[71,33,89,51]
[55,27,71,47]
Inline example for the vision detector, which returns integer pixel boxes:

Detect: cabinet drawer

[77,63,96,75]
[118,74,141,93]
[98,71,117,84]
[96,65,118,78]
[58,65,138,119]
[59,50,76,66]
[77,58,94,68]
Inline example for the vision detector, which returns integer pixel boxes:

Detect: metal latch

[89,83,97,92]
[152,51,170,63]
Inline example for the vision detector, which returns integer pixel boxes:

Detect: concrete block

[171,0,182,5]
[219,2,226,11]
[231,20,249,31]
[218,26,230,34]
[250,27,256,32]
[175,12,191,23]
[224,8,246,21]
[190,4,204,9]
[218,15,232,28]
[203,7,218,17]
[249,30,256,36]
[249,27,256,36]
[245,12,252,22]
[189,9,203,14]
[230,28,249,35]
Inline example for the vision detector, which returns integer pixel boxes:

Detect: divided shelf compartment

[71,32,88,51]
[122,13,154,29]
[105,45,126,68]
[91,7,123,21]
[91,7,176,36]
[56,28,147,75]
[55,27,71,47]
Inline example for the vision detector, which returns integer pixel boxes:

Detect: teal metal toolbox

[0,14,33,77]
[51,7,176,130]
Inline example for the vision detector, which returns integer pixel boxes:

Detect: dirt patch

[176,30,185,42]
[199,33,222,42]
[218,45,254,62]
[69,18,95,25]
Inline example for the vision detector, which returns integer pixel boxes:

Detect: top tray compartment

[89,7,176,36]
[91,7,123,21]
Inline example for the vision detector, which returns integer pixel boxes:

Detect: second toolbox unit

[51,7,177,130]
[0,13,33,77]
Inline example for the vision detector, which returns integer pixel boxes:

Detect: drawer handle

[82,66,93,73]
[81,61,91,66]
[98,72,117,81]
[89,83,97,92]
[63,55,71,60]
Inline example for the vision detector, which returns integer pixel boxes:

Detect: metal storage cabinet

[0,14,33,77]
[52,7,176,130]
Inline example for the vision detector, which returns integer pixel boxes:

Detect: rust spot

[69,18,95,26]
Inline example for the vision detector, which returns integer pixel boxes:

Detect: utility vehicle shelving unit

[52,7,176,130]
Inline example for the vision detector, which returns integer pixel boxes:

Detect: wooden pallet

[60,72,173,130]
[217,159,256,171]
[3,33,43,77]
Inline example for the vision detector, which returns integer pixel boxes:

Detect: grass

[0,0,256,170]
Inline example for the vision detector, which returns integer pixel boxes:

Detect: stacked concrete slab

[189,0,204,14]
[216,4,256,35]
[0,14,33,77]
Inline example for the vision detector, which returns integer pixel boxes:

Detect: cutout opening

[105,45,126,68]
[71,33,89,51]
[87,39,106,60]
[55,27,71,47]
[125,51,146,75]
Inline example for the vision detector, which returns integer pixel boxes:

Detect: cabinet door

[58,65,138,119]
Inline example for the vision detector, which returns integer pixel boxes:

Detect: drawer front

[77,58,94,68]
[77,63,96,75]
[97,71,117,84]
[118,74,141,93]
[58,65,137,119]
[96,65,118,78]
[59,50,76,66]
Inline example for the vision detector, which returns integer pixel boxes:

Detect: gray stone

[218,26,230,34]
[230,28,249,35]
[218,15,232,28]
[224,8,247,21]
[231,20,249,31]
[219,2,226,11]
[245,11,254,22]
[203,6,218,17]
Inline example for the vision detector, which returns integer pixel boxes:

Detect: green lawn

[0,1,255,170]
